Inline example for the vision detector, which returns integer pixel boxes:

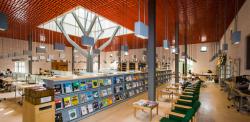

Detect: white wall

[0,37,72,74]
[219,0,250,75]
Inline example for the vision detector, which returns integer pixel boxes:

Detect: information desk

[44,70,171,122]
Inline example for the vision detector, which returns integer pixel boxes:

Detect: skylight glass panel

[38,6,133,40]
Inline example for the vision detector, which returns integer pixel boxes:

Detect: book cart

[43,70,171,122]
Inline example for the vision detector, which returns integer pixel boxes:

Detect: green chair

[160,108,195,122]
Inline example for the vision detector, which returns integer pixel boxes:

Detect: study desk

[12,82,42,105]
[233,88,250,111]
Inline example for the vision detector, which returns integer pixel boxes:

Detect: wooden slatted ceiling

[0,0,246,52]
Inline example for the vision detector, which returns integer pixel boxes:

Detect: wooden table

[133,99,158,121]
[159,89,173,99]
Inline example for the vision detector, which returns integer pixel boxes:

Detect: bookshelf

[44,70,171,122]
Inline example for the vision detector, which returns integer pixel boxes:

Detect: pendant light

[232,0,241,45]
[163,0,170,50]
[134,0,148,39]
[222,1,228,52]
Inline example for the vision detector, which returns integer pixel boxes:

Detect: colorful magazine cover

[101,89,108,97]
[102,98,108,107]
[72,81,80,92]
[63,96,71,108]
[107,97,113,105]
[79,93,87,103]
[92,101,99,111]
[80,80,87,91]
[80,105,88,115]
[98,79,104,86]
[55,98,62,110]
[87,103,94,113]
[64,82,72,93]
[107,88,112,95]
[71,95,79,106]
[68,108,77,120]
[93,91,99,98]
[54,84,62,94]
[86,80,92,89]
[85,91,94,101]
[92,80,99,88]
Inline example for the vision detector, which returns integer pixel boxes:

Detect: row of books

[55,97,114,121]
[54,79,112,94]
[125,81,145,90]
[55,89,114,110]
[127,87,145,97]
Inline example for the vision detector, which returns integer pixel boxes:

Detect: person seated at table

[5,69,12,77]
[0,70,4,77]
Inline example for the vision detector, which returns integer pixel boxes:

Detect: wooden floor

[0,82,250,122]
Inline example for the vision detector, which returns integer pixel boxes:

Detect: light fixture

[163,40,170,49]
[200,46,208,52]
[39,45,46,49]
[54,42,65,51]
[171,48,176,54]
[201,35,207,42]
[134,0,148,39]
[0,13,8,31]
[163,0,169,50]
[232,31,241,45]
[124,51,128,56]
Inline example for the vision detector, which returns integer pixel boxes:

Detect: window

[15,61,25,73]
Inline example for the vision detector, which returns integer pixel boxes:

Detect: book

[86,80,92,89]
[68,108,77,120]
[80,105,88,115]
[55,113,63,122]
[63,96,71,108]
[92,80,99,88]
[79,93,87,103]
[93,101,99,111]
[54,84,62,94]
[80,80,87,91]
[64,82,72,93]
[93,91,99,98]
[55,98,62,110]
[85,91,94,101]
[87,103,94,113]
[71,95,79,106]
[72,81,80,92]
[99,79,104,86]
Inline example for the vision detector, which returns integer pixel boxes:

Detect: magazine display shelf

[43,70,171,122]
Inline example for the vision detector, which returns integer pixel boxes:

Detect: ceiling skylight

[38,6,133,40]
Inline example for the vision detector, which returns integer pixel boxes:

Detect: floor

[0,82,250,122]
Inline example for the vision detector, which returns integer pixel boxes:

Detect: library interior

[0,0,250,122]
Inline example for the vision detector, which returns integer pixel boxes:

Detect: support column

[98,54,100,72]
[28,35,32,74]
[184,23,188,76]
[72,47,75,73]
[147,0,156,101]
[86,54,94,72]
[175,18,179,83]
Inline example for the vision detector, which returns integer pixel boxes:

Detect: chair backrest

[182,109,195,122]
[193,101,201,114]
